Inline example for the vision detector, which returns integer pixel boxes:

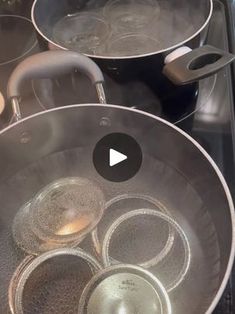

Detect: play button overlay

[93,133,142,182]
[109,149,127,167]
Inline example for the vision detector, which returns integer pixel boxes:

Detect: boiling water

[0,147,220,313]
[52,0,205,57]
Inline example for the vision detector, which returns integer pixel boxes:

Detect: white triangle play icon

[109,149,128,167]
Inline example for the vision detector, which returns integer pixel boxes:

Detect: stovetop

[0,0,235,313]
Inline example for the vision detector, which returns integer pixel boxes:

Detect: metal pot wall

[3,50,235,314]
[31,0,235,85]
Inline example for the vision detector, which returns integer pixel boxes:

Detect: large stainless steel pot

[1,50,235,314]
[31,0,235,85]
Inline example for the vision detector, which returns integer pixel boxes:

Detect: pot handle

[7,50,106,121]
[163,45,235,85]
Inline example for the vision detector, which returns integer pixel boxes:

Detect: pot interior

[0,105,233,313]
[32,0,212,58]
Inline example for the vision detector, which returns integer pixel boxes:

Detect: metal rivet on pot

[100,117,111,127]
[20,131,32,144]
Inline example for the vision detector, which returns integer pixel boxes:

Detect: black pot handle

[7,51,106,121]
[163,45,235,85]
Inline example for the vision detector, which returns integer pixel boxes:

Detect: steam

[52,0,208,57]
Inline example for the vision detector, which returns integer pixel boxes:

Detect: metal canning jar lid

[29,177,105,244]
[78,264,172,314]
[101,208,191,292]
[12,177,105,255]
[91,193,175,264]
[11,248,102,314]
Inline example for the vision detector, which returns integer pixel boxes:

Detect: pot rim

[2,103,235,313]
[31,0,213,60]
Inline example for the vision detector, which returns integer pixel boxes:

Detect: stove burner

[0,15,37,66]
[31,72,216,125]
[174,74,216,124]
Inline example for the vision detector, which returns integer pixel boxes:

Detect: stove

[0,0,235,313]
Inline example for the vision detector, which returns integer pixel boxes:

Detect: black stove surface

[0,0,235,313]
